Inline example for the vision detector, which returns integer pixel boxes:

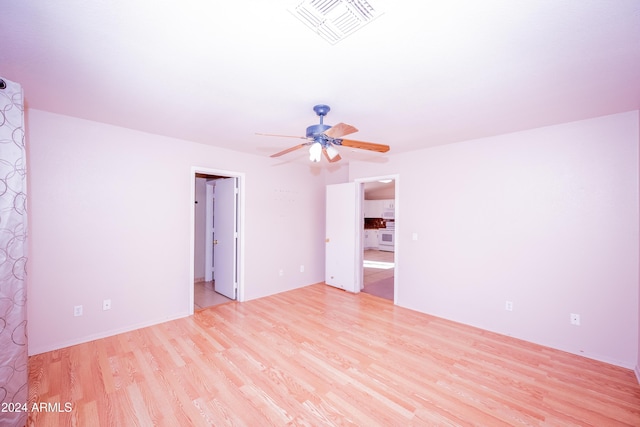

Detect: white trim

[354,174,399,305]
[635,364,640,385]
[28,312,190,356]
[189,167,246,316]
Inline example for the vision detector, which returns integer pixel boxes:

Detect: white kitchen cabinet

[364,200,385,218]
[364,229,379,249]
[363,200,375,217]
[382,199,394,210]
[363,200,371,218]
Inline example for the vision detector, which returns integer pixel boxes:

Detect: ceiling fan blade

[322,148,342,163]
[256,132,308,139]
[270,143,308,158]
[338,139,390,153]
[323,122,358,139]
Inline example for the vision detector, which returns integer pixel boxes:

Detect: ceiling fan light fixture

[325,144,340,160]
[262,104,391,163]
[309,142,322,162]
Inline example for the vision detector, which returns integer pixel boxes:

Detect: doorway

[357,176,398,302]
[190,167,245,314]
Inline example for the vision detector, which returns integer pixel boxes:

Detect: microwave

[382,210,395,220]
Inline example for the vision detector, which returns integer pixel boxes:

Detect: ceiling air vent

[288,0,384,45]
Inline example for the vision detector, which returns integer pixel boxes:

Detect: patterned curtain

[0,77,28,427]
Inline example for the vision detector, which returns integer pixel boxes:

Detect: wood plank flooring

[27,284,640,426]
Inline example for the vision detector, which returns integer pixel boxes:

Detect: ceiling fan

[258,104,390,163]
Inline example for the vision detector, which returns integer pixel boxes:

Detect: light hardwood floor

[28,284,640,426]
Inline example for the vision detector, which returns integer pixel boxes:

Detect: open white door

[325,182,359,293]
[213,177,238,299]
[204,182,215,282]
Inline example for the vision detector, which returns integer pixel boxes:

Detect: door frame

[354,174,399,304]
[189,166,245,314]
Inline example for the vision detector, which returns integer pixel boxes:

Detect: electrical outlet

[74,305,83,317]
[103,299,111,311]
[570,313,580,326]
[505,301,513,311]
[279,269,284,277]
[300,265,305,273]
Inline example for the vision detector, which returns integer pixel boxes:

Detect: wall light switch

[412,233,418,241]
[103,299,111,311]
[74,305,83,317]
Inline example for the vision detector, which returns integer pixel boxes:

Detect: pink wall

[27,109,327,355]
[350,111,639,368]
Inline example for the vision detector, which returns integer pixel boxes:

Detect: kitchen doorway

[190,167,245,314]
[356,176,398,302]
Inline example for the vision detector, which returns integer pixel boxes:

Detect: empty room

[1,1,640,425]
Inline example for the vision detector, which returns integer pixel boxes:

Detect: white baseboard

[28,312,190,356]
[635,365,640,385]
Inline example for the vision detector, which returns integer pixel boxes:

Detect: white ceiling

[2,1,639,164]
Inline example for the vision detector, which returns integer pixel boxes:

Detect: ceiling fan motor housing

[306,123,331,138]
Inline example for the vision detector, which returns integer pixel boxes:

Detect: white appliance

[382,210,395,219]
[378,220,395,252]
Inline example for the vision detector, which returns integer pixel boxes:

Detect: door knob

[213,240,218,245]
